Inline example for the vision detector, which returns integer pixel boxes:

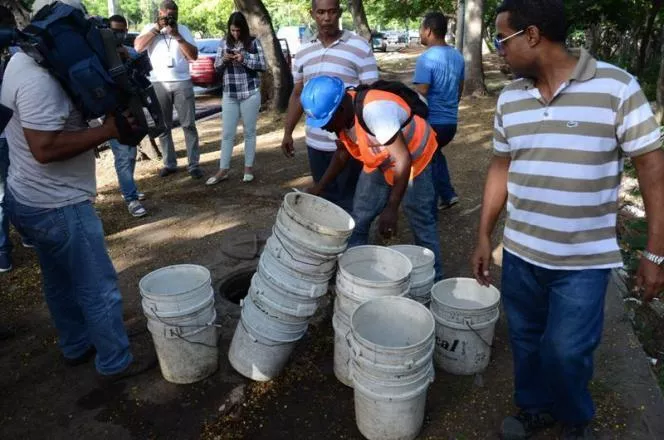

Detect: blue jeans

[5,189,132,374]
[307,146,362,213]
[431,124,458,204]
[220,91,261,169]
[110,139,139,202]
[501,250,609,424]
[348,164,442,280]
[0,138,10,257]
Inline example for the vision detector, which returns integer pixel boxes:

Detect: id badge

[167,56,175,68]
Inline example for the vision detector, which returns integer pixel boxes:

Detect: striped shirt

[494,49,662,270]
[293,31,378,151]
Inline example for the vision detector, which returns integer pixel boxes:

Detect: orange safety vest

[337,90,438,185]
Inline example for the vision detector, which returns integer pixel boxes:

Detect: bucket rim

[351,297,435,352]
[282,192,356,236]
[388,244,435,269]
[431,277,501,311]
[139,264,211,297]
[338,246,413,286]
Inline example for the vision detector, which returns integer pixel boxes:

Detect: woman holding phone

[207,12,266,185]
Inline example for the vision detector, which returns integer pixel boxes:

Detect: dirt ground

[1,50,662,440]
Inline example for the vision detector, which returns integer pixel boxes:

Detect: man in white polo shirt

[135,0,202,179]
[472,1,664,439]
[280,0,378,212]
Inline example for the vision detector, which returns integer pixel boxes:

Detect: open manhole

[218,268,255,304]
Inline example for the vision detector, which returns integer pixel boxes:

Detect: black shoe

[159,167,177,177]
[189,168,203,179]
[561,424,594,440]
[63,346,97,367]
[501,411,556,440]
[98,348,157,385]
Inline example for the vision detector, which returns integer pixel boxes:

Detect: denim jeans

[109,139,139,202]
[348,164,442,280]
[153,80,200,171]
[220,91,261,169]
[307,146,362,213]
[5,189,132,374]
[0,137,10,257]
[431,124,458,204]
[501,250,610,424]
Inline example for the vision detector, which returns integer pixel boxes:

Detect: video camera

[0,3,165,145]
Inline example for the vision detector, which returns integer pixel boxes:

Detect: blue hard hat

[301,76,346,129]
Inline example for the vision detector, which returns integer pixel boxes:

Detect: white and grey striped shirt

[494,49,662,270]
[293,31,379,152]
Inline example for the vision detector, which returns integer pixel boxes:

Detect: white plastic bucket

[337,246,413,296]
[139,265,212,315]
[250,274,319,321]
[332,307,354,387]
[390,245,436,304]
[276,192,355,254]
[349,297,435,440]
[241,294,309,342]
[430,278,501,375]
[228,319,298,382]
[258,248,330,297]
[266,228,338,278]
[144,298,218,384]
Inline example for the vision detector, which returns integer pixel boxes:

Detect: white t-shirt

[0,53,94,208]
[139,24,196,82]
[345,100,409,147]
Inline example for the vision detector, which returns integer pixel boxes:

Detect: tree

[462,0,487,96]
[235,0,294,112]
[455,0,465,51]
[347,0,372,40]
[637,0,663,75]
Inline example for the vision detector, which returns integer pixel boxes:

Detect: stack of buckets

[350,297,436,440]
[430,278,501,375]
[332,245,412,387]
[228,192,355,381]
[389,245,436,304]
[139,264,219,384]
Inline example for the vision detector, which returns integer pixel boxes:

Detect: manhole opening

[218,269,255,304]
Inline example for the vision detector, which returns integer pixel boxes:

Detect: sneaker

[189,168,203,179]
[98,346,157,385]
[128,200,147,217]
[438,196,460,210]
[63,346,97,367]
[159,167,177,177]
[137,192,146,201]
[501,411,556,440]
[562,424,594,440]
[0,254,12,273]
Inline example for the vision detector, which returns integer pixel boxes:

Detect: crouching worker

[301,75,443,280]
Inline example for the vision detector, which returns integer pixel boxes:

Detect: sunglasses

[494,29,525,55]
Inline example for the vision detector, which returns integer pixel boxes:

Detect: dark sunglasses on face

[494,29,525,55]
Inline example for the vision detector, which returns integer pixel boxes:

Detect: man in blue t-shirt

[413,12,465,210]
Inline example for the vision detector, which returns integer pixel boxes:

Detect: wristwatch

[642,250,664,266]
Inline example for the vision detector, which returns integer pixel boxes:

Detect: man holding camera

[135,0,202,179]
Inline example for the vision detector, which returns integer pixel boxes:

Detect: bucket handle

[273,230,330,268]
[464,318,494,349]
[150,306,224,349]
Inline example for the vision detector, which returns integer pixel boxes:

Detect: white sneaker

[128,200,147,217]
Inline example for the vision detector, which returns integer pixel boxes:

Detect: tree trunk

[234,0,294,112]
[1,0,30,27]
[462,0,487,96]
[347,0,372,41]
[637,0,662,75]
[107,0,118,16]
[584,23,601,56]
[656,22,664,125]
[455,0,465,52]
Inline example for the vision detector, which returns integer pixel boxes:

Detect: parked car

[190,38,221,89]
[279,38,292,71]
[372,32,387,52]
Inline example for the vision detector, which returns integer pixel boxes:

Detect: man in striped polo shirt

[472,1,664,439]
[280,0,378,212]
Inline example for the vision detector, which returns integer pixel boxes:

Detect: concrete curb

[594,271,664,439]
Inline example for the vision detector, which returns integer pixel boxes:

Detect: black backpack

[352,80,429,136]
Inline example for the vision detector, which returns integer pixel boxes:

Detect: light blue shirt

[413,45,464,125]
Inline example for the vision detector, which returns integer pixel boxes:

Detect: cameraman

[134,0,202,179]
[0,0,156,381]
